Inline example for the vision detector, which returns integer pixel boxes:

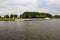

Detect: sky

[0,0,60,16]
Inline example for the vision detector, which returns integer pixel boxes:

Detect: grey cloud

[37,0,60,15]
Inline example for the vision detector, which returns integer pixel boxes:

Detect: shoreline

[0,18,15,21]
[0,18,60,21]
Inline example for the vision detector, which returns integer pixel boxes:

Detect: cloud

[0,0,38,16]
[37,0,60,15]
[0,0,60,16]
[46,0,60,4]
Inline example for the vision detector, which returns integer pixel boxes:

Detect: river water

[0,19,60,40]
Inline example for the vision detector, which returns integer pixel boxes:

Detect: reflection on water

[0,19,60,40]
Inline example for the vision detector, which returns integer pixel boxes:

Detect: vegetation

[54,15,60,18]
[0,16,1,18]
[10,14,14,18]
[0,12,60,21]
[0,14,17,21]
[14,14,18,18]
[20,12,52,18]
[0,18,15,21]
[4,15,9,18]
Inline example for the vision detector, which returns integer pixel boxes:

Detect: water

[0,19,60,40]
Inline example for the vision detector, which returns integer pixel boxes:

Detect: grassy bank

[0,18,16,21]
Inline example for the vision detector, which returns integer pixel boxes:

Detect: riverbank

[0,18,60,21]
[0,18,15,21]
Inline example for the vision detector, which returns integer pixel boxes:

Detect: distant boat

[44,17,50,19]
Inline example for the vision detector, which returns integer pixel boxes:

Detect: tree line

[0,14,18,18]
[0,12,60,18]
[20,12,52,18]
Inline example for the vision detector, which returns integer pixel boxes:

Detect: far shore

[0,18,15,21]
[0,18,60,21]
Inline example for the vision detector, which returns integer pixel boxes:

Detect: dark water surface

[0,19,60,40]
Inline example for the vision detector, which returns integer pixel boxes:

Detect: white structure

[44,17,50,19]
[23,19,33,21]
[15,19,24,21]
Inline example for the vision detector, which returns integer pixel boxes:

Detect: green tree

[14,14,18,18]
[4,15,9,18]
[0,16,1,18]
[10,14,14,18]
[20,12,52,18]
[46,13,52,18]
[54,15,60,18]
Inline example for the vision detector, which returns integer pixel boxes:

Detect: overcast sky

[0,0,60,16]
